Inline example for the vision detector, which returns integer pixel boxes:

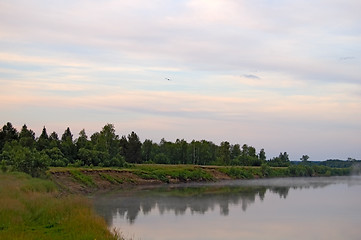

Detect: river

[92,176,361,240]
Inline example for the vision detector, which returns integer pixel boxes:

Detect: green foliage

[261,163,271,177]
[268,167,290,177]
[0,122,356,177]
[36,126,50,151]
[99,173,124,184]
[268,152,291,167]
[132,165,214,183]
[69,170,95,187]
[300,155,310,162]
[287,165,350,177]
[219,167,255,179]
[19,124,36,149]
[0,122,19,150]
[43,147,69,167]
[0,172,117,240]
[1,142,49,177]
[124,131,142,163]
[289,165,314,177]
[1,160,7,173]
[320,159,361,168]
[154,153,170,164]
[218,141,231,165]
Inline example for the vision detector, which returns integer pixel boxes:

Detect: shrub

[69,170,95,187]
[261,164,271,177]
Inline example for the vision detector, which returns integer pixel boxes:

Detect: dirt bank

[49,167,232,194]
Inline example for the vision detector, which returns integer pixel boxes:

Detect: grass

[0,172,119,240]
[99,173,124,184]
[218,165,350,179]
[129,164,214,183]
[218,166,257,179]
[69,170,96,187]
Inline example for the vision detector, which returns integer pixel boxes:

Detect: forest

[0,122,355,177]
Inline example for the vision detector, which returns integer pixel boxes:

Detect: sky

[1,0,360,161]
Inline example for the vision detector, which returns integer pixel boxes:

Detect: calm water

[92,176,361,240]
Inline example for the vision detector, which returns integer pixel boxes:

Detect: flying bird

[165,77,171,81]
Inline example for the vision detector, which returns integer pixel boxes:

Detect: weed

[69,170,96,187]
[99,173,124,184]
[0,172,119,240]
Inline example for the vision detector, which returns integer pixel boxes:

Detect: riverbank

[0,164,350,239]
[48,164,350,194]
[0,172,121,240]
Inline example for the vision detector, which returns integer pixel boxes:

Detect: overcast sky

[1,0,360,160]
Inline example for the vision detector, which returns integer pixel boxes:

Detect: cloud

[1,0,361,160]
[339,56,356,61]
[242,74,260,79]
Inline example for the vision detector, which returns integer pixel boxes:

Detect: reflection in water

[92,177,355,226]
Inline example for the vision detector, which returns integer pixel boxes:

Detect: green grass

[99,173,124,184]
[129,164,214,183]
[69,170,96,187]
[218,166,257,179]
[218,165,350,179]
[0,172,119,240]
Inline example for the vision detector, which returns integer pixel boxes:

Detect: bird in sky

[165,77,171,81]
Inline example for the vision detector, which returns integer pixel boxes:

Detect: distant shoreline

[48,164,351,194]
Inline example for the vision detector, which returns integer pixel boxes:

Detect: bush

[1,160,7,173]
[1,143,49,177]
[220,167,254,179]
[43,147,69,167]
[261,164,271,177]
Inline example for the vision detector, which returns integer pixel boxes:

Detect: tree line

[0,122,291,176]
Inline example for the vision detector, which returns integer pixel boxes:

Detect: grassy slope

[0,172,119,240]
[48,164,351,194]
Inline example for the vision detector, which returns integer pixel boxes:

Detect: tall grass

[69,170,96,187]
[131,164,214,182]
[0,172,119,240]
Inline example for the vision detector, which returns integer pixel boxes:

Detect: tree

[49,131,60,148]
[13,147,49,177]
[43,147,69,167]
[99,124,119,158]
[36,126,49,151]
[2,142,49,177]
[238,144,259,166]
[61,127,73,142]
[198,140,216,165]
[19,124,36,149]
[300,155,310,162]
[259,148,266,162]
[76,129,91,150]
[0,122,19,150]
[174,139,189,164]
[60,127,76,162]
[125,131,142,163]
[142,139,154,162]
[230,144,241,161]
[218,141,231,165]
[190,140,201,165]
[268,152,290,167]
[154,153,170,164]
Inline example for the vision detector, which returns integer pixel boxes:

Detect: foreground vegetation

[0,172,120,240]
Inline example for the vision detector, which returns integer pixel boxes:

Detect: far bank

[48,164,350,194]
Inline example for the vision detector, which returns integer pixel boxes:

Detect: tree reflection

[92,178,342,225]
[93,184,295,225]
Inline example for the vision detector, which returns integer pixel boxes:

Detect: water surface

[92,176,361,240]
